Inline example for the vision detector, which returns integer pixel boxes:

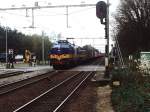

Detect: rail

[13,71,91,112]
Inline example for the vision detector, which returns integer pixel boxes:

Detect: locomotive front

[49,40,75,69]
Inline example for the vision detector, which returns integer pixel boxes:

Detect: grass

[111,68,150,112]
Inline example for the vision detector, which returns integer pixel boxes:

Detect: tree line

[0,26,52,61]
[114,0,150,57]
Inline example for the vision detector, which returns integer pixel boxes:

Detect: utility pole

[5,27,8,68]
[106,0,110,78]
[42,31,45,65]
[32,8,34,28]
[104,0,110,77]
[106,0,109,66]
[93,39,94,57]
[66,6,69,28]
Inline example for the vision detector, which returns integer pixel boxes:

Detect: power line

[1,5,95,17]
[0,11,25,17]
[69,7,95,15]
[30,7,95,17]
[35,13,65,17]
[0,4,96,28]
[0,4,96,11]
[0,3,97,29]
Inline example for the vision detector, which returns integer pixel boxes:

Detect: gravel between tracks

[59,76,97,112]
[0,71,78,112]
[0,70,114,112]
[58,77,114,112]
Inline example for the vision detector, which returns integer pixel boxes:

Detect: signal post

[96,1,110,77]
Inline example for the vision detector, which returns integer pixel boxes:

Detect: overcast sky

[0,0,119,52]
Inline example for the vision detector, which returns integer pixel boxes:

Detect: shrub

[111,68,150,112]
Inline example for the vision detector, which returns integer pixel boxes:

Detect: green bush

[112,84,146,112]
[111,68,150,112]
[111,67,129,81]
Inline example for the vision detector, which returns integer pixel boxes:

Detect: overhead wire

[31,6,95,16]
[69,6,95,15]
[0,6,95,18]
[0,11,26,17]
[0,5,99,39]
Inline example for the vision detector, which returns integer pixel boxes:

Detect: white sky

[0,0,119,52]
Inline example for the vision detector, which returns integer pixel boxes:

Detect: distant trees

[114,0,150,56]
[0,26,52,61]
[31,34,52,60]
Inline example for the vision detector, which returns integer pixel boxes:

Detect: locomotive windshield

[50,40,74,54]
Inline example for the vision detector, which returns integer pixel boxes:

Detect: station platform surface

[68,65,105,71]
[0,63,110,87]
[0,63,52,72]
[0,62,106,73]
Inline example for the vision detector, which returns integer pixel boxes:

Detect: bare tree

[114,0,150,56]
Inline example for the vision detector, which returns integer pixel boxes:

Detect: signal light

[96,1,107,19]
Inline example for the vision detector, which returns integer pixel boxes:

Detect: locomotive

[48,40,99,69]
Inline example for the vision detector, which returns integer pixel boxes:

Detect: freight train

[48,40,100,69]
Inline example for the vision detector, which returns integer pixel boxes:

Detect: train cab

[49,40,76,69]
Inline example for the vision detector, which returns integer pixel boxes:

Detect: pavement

[91,69,112,86]
[67,65,105,71]
[0,62,53,72]
[0,63,109,82]
[0,62,53,85]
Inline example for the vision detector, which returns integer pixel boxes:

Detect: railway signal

[96,1,107,24]
[96,0,110,78]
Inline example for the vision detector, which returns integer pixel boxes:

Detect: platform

[0,64,105,72]
[68,65,105,71]
[0,63,53,72]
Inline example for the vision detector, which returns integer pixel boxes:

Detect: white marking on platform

[0,66,53,72]
[68,65,105,71]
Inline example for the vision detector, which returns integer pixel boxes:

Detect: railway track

[0,71,56,95]
[0,71,80,112]
[13,71,94,112]
[0,71,32,79]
